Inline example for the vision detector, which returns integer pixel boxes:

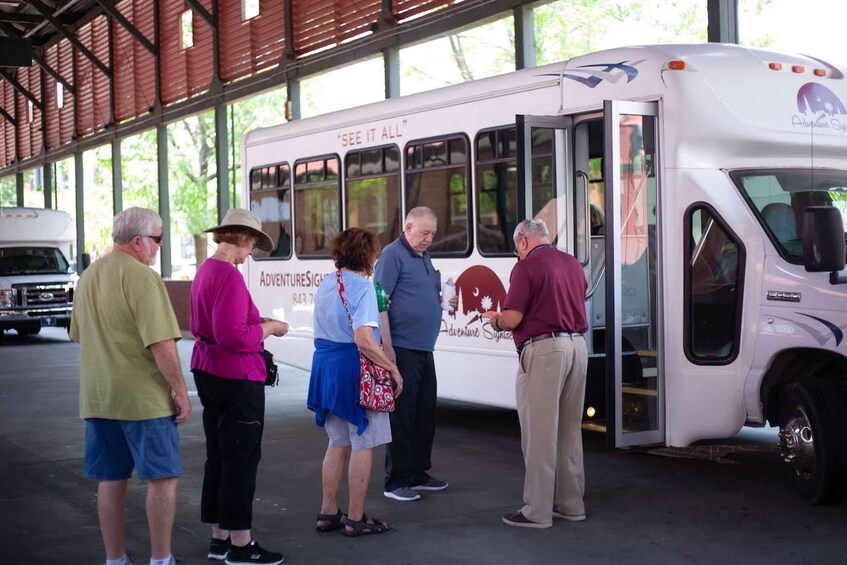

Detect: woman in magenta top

[190,209,288,565]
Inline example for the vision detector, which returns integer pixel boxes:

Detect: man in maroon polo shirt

[482,218,588,529]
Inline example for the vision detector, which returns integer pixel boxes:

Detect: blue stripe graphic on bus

[539,60,644,88]
[797,312,844,346]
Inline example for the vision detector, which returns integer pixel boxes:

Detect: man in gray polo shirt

[375,206,455,502]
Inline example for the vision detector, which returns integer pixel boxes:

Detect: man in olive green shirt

[70,207,191,565]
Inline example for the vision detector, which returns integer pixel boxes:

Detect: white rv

[0,207,76,335]
[240,44,847,503]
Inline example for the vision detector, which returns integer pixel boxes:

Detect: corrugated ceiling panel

[219,0,286,82]
[1,83,15,166]
[160,0,188,104]
[113,0,138,122]
[292,0,380,57]
[336,0,380,43]
[392,0,455,22]
[44,44,61,150]
[27,67,43,156]
[58,40,74,146]
[75,21,96,136]
[292,0,335,55]
[186,0,214,96]
[132,0,156,117]
[219,0,254,82]
[250,1,286,74]
[14,70,31,160]
[92,15,111,130]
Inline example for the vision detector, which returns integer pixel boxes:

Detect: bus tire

[778,377,847,504]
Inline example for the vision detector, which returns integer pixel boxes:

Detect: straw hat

[204,208,274,251]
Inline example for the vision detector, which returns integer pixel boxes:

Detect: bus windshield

[0,247,72,276]
[731,169,847,264]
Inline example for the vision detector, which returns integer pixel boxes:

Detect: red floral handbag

[336,271,395,413]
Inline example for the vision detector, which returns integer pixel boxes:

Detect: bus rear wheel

[778,377,846,504]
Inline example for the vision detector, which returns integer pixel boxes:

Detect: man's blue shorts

[84,417,182,481]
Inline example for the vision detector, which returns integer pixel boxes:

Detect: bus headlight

[0,289,14,309]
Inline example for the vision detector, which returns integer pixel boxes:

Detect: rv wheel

[778,377,846,504]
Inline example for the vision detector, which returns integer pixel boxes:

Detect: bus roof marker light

[814,69,827,77]
[769,63,783,71]
[792,65,806,74]
[667,60,686,71]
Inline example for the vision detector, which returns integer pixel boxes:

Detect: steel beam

[184,0,213,27]
[0,105,16,126]
[74,152,85,273]
[22,0,112,77]
[95,0,156,54]
[0,68,43,111]
[43,162,52,208]
[215,104,229,222]
[156,124,171,278]
[514,4,535,70]
[708,0,738,43]
[112,138,122,214]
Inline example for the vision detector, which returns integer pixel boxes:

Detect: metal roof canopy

[0,0,741,176]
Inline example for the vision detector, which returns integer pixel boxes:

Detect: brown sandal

[316,509,346,532]
[343,513,391,537]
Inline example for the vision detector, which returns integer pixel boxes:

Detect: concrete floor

[1,327,846,565]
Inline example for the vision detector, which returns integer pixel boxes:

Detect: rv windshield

[0,247,72,276]
[731,169,847,264]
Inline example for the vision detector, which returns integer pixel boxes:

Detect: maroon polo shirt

[503,245,588,349]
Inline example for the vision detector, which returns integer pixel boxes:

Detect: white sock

[106,556,130,565]
[149,556,172,565]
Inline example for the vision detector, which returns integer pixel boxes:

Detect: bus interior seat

[761,202,797,243]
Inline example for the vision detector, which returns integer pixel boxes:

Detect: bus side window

[250,163,292,260]
[405,135,471,256]
[476,126,517,256]
[293,156,341,258]
[685,205,744,363]
[345,145,401,248]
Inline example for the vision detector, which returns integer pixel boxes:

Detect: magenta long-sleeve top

[190,258,265,382]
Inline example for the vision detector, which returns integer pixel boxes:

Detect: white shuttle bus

[242,44,847,503]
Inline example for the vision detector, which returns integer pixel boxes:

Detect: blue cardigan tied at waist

[307,338,368,435]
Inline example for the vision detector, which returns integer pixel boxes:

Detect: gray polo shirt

[374,233,442,352]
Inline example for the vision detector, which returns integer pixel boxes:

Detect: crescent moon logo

[472,287,480,297]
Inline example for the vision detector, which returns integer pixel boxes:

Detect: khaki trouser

[516,334,588,525]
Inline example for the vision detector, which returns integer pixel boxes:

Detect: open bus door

[603,100,663,448]
[517,103,664,449]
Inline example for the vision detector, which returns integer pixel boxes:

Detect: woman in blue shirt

[307,228,403,537]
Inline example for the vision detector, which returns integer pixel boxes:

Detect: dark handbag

[336,271,395,412]
[262,348,279,387]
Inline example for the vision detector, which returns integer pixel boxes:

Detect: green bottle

[375,281,389,312]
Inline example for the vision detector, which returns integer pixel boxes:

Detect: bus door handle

[577,170,590,264]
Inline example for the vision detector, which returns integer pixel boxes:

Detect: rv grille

[11,283,73,307]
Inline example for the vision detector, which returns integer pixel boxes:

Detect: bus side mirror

[803,206,845,275]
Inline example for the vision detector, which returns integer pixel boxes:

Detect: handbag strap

[336,270,354,328]
[336,270,384,346]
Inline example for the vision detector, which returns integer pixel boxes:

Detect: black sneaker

[208,537,230,560]
[225,540,284,565]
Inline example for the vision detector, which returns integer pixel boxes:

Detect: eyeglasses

[143,234,163,244]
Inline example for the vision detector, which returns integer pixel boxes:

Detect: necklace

[213,250,234,264]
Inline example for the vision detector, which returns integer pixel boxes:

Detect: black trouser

[193,370,265,531]
[385,347,437,491]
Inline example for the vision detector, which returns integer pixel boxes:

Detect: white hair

[514,218,549,241]
[405,206,437,226]
[112,207,162,244]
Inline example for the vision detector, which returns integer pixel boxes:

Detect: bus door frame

[603,100,664,448]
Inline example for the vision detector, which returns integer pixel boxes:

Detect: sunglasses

[143,234,163,244]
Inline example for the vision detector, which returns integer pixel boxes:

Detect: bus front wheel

[778,377,846,504]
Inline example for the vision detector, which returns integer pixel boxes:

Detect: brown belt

[517,331,582,354]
